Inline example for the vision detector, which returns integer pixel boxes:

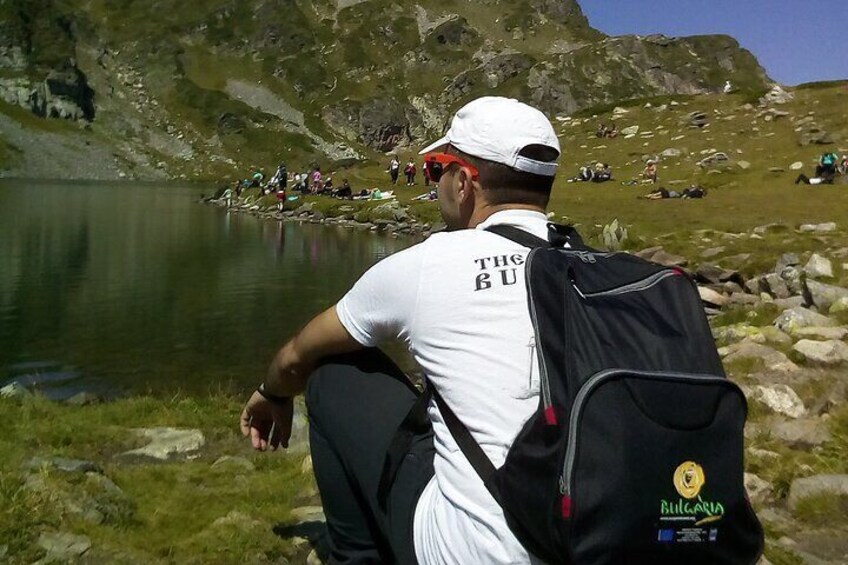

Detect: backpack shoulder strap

[432,387,499,493]
[485,222,587,250]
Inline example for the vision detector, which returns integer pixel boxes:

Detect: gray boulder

[798,222,837,233]
[745,384,806,418]
[804,254,833,279]
[830,296,848,314]
[790,326,848,341]
[771,418,831,449]
[775,252,800,273]
[697,152,730,169]
[774,307,837,333]
[648,249,687,267]
[763,273,791,299]
[25,457,103,474]
[0,382,31,399]
[792,339,848,365]
[698,286,727,308]
[38,532,91,561]
[744,472,773,506]
[806,280,848,311]
[661,147,683,158]
[788,474,848,510]
[120,427,205,461]
[721,341,799,373]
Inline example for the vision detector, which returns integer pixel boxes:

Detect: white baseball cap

[419,96,560,176]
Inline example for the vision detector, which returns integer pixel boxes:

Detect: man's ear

[457,167,477,204]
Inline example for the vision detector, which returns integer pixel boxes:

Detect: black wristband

[256,383,290,405]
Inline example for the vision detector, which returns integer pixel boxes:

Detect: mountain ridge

[0,0,771,180]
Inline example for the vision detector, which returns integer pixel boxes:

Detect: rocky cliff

[0,0,770,180]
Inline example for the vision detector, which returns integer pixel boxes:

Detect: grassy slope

[0,393,314,564]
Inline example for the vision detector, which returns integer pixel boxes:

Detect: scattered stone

[290,506,326,523]
[685,111,708,128]
[721,341,798,373]
[804,254,833,279]
[38,532,91,561]
[744,473,773,505]
[790,161,804,170]
[211,456,255,472]
[806,280,848,311]
[746,384,806,418]
[698,286,727,308]
[25,457,103,474]
[620,125,639,136]
[700,246,725,259]
[773,296,806,310]
[791,326,848,341]
[0,382,31,399]
[660,147,682,158]
[697,152,730,168]
[798,222,837,233]
[768,167,784,173]
[830,297,848,314]
[761,85,794,105]
[763,273,791,299]
[647,249,687,267]
[120,427,205,461]
[774,307,837,333]
[772,418,831,449]
[792,339,848,365]
[736,160,751,170]
[788,474,848,510]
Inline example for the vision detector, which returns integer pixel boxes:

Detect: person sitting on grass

[334,179,353,199]
[795,172,835,185]
[638,185,707,200]
[642,160,658,184]
[591,162,613,183]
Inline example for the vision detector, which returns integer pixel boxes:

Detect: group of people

[595,122,619,138]
[570,162,613,183]
[795,151,848,185]
[387,156,435,187]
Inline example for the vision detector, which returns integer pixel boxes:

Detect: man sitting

[240,96,562,564]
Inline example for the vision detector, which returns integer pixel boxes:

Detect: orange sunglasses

[424,152,480,183]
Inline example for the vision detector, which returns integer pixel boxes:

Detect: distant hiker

[422,159,431,187]
[642,159,658,183]
[723,80,733,94]
[606,122,618,138]
[405,159,417,185]
[270,162,287,191]
[388,155,400,185]
[311,167,323,193]
[839,155,848,176]
[240,96,563,563]
[816,151,839,178]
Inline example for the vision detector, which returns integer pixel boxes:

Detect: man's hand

[239,391,294,451]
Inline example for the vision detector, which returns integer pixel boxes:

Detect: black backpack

[385,223,764,565]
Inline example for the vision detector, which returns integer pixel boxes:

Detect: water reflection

[0,180,411,395]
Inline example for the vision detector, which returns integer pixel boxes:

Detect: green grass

[0,393,314,564]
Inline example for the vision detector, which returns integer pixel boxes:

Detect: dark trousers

[305,349,435,564]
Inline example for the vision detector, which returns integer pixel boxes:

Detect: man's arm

[264,305,364,397]
[239,305,363,451]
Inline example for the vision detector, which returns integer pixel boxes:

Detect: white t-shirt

[337,209,551,564]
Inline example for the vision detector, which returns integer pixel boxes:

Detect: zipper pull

[575,251,596,264]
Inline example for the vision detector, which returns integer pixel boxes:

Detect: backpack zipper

[559,370,735,499]
[572,269,681,299]
[525,251,553,419]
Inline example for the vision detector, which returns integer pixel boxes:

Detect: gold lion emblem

[673,461,705,499]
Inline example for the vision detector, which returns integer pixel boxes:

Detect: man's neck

[468,203,546,228]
